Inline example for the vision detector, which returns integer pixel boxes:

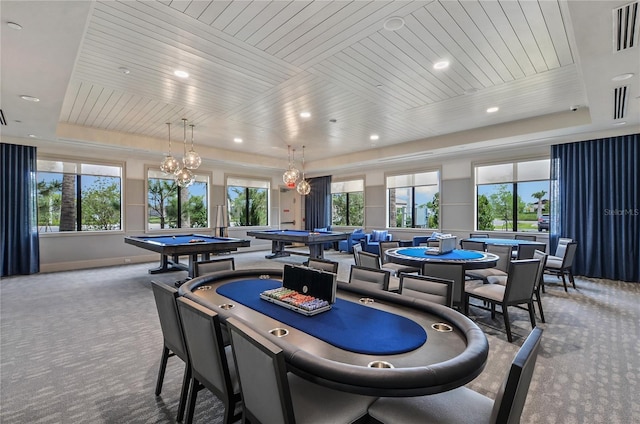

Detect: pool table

[246,229,348,259]
[124,234,250,277]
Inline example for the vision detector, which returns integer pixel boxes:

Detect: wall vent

[613,86,628,119]
[614,2,639,51]
[0,109,6,126]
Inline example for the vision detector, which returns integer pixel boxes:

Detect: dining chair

[515,234,537,241]
[422,262,480,309]
[548,237,573,261]
[150,281,190,422]
[304,257,339,274]
[368,327,543,424]
[176,297,241,424]
[466,244,511,282]
[348,265,394,291]
[469,233,489,238]
[544,241,578,291]
[465,259,540,342]
[516,243,540,259]
[399,274,454,307]
[352,242,363,266]
[419,239,440,247]
[357,250,398,275]
[460,240,486,251]
[378,241,420,275]
[193,257,235,277]
[226,317,376,424]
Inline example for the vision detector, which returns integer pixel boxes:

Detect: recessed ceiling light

[300,112,311,118]
[384,17,405,31]
[612,73,634,81]
[28,134,38,138]
[7,22,22,30]
[376,84,383,88]
[118,67,130,75]
[486,106,499,113]
[20,95,40,102]
[233,137,243,143]
[433,60,449,70]
[174,70,189,78]
[370,134,379,141]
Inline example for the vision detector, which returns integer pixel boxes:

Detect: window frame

[226,175,270,227]
[386,169,440,229]
[331,178,365,227]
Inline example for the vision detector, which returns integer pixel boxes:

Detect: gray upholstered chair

[422,262,481,309]
[226,317,375,424]
[460,239,486,251]
[304,257,338,274]
[544,241,578,291]
[176,297,241,424]
[378,241,420,275]
[352,242,363,266]
[548,237,573,261]
[357,250,399,277]
[465,259,540,342]
[516,243,540,259]
[194,257,235,277]
[466,244,511,282]
[399,274,454,307]
[150,281,190,422]
[515,234,537,241]
[368,327,543,424]
[348,265,395,291]
[469,233,489,238]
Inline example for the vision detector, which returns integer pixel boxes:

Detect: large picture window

[37,159,122,232]
[387,171,439,229]
[227,177,269,227]
[147,169,209,230]
[331,179,364,226]
[475,159,550,232]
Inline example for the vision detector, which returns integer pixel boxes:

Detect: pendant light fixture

[283,145,300,188]
[183,123,201,169]
[296,145,311,195]
[160,122,180,174]
[174,118,194,187]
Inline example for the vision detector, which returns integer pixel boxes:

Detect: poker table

[124,234,250,277]
[246,229,348,259]
[179,269,489,397]
[385,247,499,270]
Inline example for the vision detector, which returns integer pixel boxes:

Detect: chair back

[176,297,236,402]
[470,233,489,238]
[516,243,539,260]
[561,242,578,268]
[348,265,391,291]
[151,281,188,361]
[399,274,453,307]
[352,243,363,266]
[554,237,572,257]
[503,260,540,303]
[515,234,537,241]
[532,250,548,291]
[226,317,295,424]
[378,241,399,264]
[487,244,512,273]
[422,263,465,306]
[305,258,338,274]
[194,257,235,277]
[461,240,486,251]
[357,251,382,269]
[490,327,543,424]
[421,239,440,247]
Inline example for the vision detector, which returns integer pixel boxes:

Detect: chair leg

[561,272,568,292]
[528,301,537,329]
[177,363,191,422]
[184,378,200,424]
[569,270,576,289]
[155,346,170,396]
[535,288,546,323]
[464,293,469,316]
[503,306,513,343]
[491,302,496,319]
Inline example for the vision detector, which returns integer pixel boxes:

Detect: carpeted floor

[1,249,638,423]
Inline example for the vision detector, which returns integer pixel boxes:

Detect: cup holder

[218,303,235,310]
[368,360,394,369]
[269,328,289,337]
[196,286,212,291]
[359,297,375,305]
[431,323,453,333]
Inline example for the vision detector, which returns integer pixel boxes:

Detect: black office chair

[193,257,235,277]
[176,297,241,424]
[150,281,190,422]
[368,327,543,424]
[399,274,454,308]
[227,317,375,424]
[304,257,339,273]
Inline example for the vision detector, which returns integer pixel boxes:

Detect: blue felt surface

[398,248,484,260]
[216,279,427,355]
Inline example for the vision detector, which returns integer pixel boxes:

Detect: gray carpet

[1,249,638,423]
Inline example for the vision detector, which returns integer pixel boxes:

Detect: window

[147,169,209,230]
[387,171,439,228]
[37,159,122,232]
[331,179,364,226]
[227,177,269,226]
[475,159,550,232]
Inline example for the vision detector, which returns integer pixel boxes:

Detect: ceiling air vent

[614,2,639,51]
[613,86,628,119]
[0,109,6,126]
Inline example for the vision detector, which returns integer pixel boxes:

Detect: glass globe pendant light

[283,145,300,188]
[296,145,311,195]
[174,118,194,188]
[183,123,201,170]
[160,122,180,174]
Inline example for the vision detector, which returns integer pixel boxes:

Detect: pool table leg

[147,254,189,275]
[265,241,291,259]
[308,244,324,259]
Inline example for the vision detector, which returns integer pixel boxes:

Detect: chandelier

[174,118,195,188]
[160,122,180,174]
[282,145,300,188]
[183,123,201,170]
[296,145,311,195]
